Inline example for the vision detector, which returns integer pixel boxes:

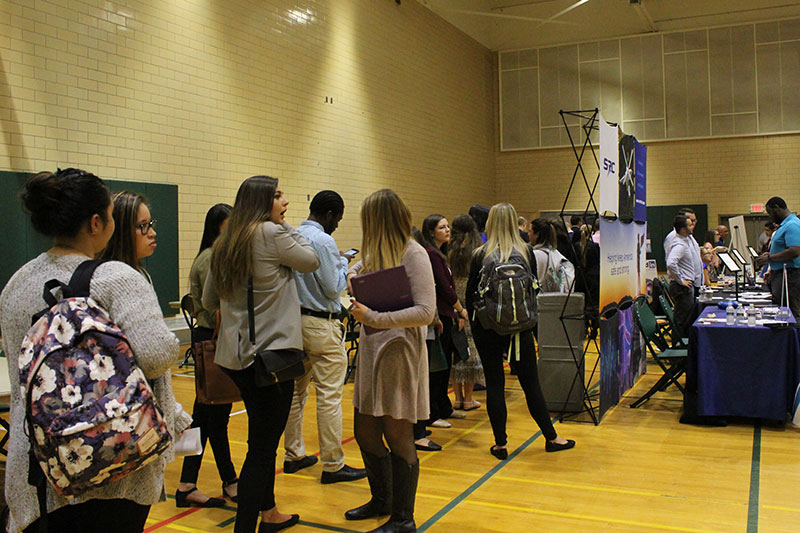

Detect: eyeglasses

[136,219,157,235]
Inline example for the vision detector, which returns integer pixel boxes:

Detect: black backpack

[473,248,539,335]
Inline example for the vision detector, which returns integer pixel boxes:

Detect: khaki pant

[284,314,347,472]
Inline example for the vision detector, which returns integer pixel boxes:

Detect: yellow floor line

[417,492,451,501]
[460,499,721,533]
[763,504,800,513]
[163,524,213,533]
[423,465,745,507]
[421,465,481,478]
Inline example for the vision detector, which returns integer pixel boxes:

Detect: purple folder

[350,265,413,333]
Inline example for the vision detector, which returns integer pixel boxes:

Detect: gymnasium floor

[146,341,800,533]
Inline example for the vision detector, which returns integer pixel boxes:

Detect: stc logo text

[603,158,615,175]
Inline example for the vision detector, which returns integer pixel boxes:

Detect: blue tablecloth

[684,307,800,421]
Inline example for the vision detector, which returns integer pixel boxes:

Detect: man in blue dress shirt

[283,190,366,484]
[757,196,800,320]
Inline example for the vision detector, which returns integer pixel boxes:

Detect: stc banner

[598,115,618,218]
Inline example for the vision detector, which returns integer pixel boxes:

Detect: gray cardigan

[0,254,182,533]
[204,221,320,370]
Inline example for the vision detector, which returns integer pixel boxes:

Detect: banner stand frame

[550,108,614,426]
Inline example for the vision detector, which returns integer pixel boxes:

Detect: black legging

[428,316,455,422]
[180,327,237,486]
[413,319,456,439]
[471,323,558,446]
[224,366,294,533]
[354,409,417,465]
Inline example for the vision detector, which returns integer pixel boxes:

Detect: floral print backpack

[19,260,171,501]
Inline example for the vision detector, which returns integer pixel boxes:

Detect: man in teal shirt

[757,196,800,320]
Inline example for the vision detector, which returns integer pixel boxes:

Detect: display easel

[551,108,607,426]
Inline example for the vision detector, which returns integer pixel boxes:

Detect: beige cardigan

[204,221,320,370]
[349,240,436,421]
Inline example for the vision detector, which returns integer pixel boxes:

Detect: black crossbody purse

[247,276,306,386]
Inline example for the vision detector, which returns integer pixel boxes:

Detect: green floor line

[747,422,761,533]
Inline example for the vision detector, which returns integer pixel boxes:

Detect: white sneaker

[431,419,452,428]
[449,410,467,419]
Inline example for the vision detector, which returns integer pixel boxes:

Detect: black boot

[344,450,392,520]
[367,454,419,533]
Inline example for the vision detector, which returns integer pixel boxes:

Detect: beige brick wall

[0,0,496,286]
[496,134,800,224]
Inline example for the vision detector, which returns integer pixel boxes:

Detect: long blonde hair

[477,203,529,264]
[360,189,412,274]
[211,175,278,298]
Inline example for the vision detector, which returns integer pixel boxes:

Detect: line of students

[2,170,577,533]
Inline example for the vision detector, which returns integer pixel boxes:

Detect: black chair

[179,293,196,368]
[342,309,360,384]
[630,297,688,408]
[0,405,9,456]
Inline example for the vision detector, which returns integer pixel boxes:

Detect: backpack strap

[68,259,104,297]
[39,260,102,314]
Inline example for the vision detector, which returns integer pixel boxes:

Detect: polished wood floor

[145,340,800,533]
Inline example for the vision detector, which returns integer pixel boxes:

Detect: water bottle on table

[726,301,735,326]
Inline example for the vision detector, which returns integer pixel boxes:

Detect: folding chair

[342,308,360,384]
[658,294,688,348]
[655,275,675,307]
[179,293,196,368]
[630,298,688,408]
[0,405,8,456]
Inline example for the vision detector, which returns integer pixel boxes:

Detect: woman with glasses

[99,191,159,280]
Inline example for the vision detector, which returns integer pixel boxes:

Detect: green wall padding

[1,171,179,316]
[646,204,708,272]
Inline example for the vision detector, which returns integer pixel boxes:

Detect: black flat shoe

[222,477,238,503]
[489,446,508,460]
[283,455,318,473]
[175,487,225,508]
[415,439,442,452]
[258,514,299,532]
[545,439,576,453]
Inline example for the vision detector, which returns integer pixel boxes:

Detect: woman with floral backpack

[0,169,182,533]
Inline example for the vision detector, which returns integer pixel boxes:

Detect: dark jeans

[180,327,237,485]
[668,280,696,338]
[224,366,294,533]
[471,323,557,446]
[24,498,149,533]
[770,267,800,321]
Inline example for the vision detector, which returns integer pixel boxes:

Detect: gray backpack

[538,248,575,294]
[473,248,539,335]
